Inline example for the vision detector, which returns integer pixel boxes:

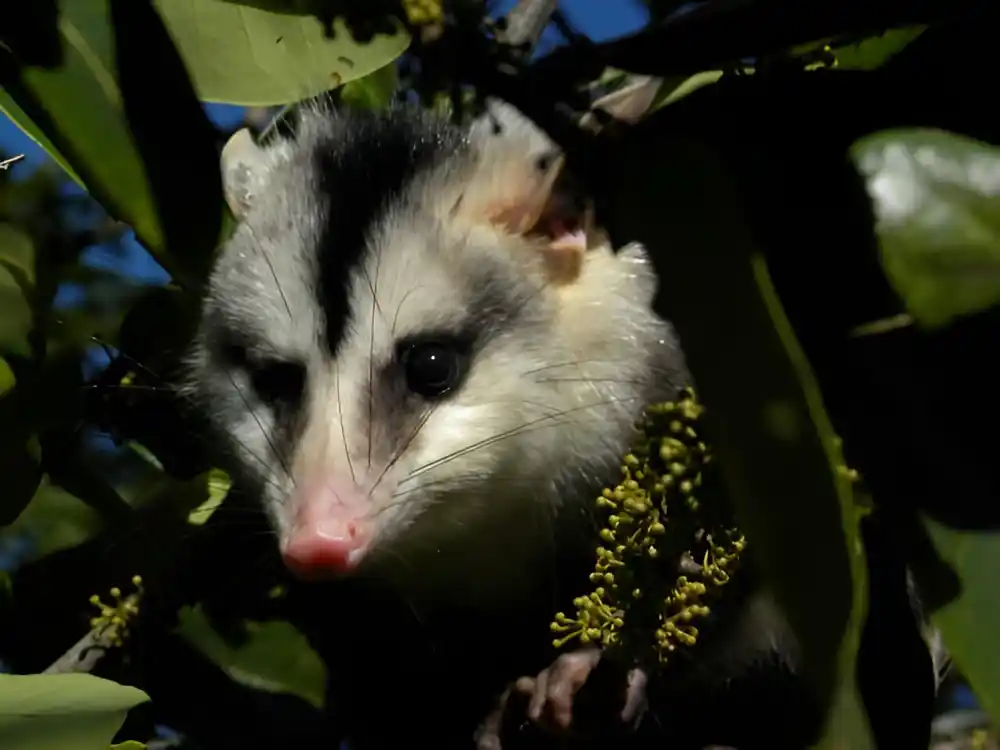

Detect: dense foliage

[2,1,1000,748]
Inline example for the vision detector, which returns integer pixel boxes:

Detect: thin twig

[43,627,119,674]
[497,0,557,49]
[0,154,25,170]
[43,582,143,674]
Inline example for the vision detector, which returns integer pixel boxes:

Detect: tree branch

[0,154,25,170]
[533,0,973,79]
[43,581,142,674]
[497,0,557,48]
[42,627,118,674]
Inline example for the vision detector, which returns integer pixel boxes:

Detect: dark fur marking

[310,106,464,358]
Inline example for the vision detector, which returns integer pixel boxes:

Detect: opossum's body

[184,99,932,749]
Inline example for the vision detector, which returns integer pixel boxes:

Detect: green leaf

[109,0,226,285]
[649,70,724,112]
[604,132,871,748]
[851,128,1000,330]
[0,673,149,750]
[0,362,41,527]
[0,271,32,355]
[116,470,233,524]
[924,518,1000,723]
[0,357,14,397]
[0,449,44,528]
[176,605,326,709]
[0,1,167,270]
[0,96,85,188]
[152,0,410,105]
[109,742,147,749]
[340,60,399,110]
[187,468,232,526]
[0,224,34,357]
[0,223,36,291]
[1,478,104,559]
[833,27,926,70]
[1,3,407,271]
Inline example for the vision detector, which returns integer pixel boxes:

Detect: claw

[476,647,648,748]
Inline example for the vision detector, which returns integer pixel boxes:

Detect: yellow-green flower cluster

[551,388,745,669]
[89,575,144,648]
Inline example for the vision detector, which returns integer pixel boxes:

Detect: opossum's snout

[281,475,375,579]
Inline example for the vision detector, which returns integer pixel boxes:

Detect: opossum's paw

[474,647,648,750]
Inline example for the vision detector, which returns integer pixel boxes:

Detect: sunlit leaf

[0,95,85,188]
[649,70,724,111]
[833,27,926,70]
[0,1,166,270]
[852,128,1000,329]
[340,60,398,110]
[109,0,225,285]
[187,469,232,526]
[0,673,148,750]
[176,605,326,709]
[0,358,14,397]
[152,0,410,105]
[924,518,1000,724]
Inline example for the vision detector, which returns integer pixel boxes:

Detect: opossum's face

[187,102,682,586]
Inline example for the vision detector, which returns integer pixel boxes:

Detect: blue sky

[0,1,648,289]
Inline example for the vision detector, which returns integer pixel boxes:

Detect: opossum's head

[186,99,684,589]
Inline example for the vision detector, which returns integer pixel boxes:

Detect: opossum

[184,97,944,750]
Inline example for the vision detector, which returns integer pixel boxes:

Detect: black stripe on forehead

[310,105,464,356]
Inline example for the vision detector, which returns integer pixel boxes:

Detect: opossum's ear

[457,100,591,285]
[220,127,268,219]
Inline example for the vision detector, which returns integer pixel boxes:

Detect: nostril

[282,525,367,579]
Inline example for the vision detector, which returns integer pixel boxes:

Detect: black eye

[250,360,306,406]
[400,340,468,398]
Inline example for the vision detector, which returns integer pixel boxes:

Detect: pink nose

[282,520,367,579]
[281,476,372,579]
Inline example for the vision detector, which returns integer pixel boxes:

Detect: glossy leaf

[833,27,926,70]
[0,222,36,291]
[0,354,41,529]
[152,0,410,105]
[0,224,34,356]
[0,478,103,559]
[109,0,225,285]
[0,95,85,188]
[649,70,724,112]
[0,450,43,529]
[924,518,1000,723]
[1,2,408,261]
[176,605,326,709]
[0,673,149,750]
[602,131,871,748]
[0,1,167,270]
[0,358,13,397]
[0,267,31,356]
[852,128,1000,329]
[340,60,399,110]
[186,468,232,526]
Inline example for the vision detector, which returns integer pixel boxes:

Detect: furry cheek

[399,401,508,490]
